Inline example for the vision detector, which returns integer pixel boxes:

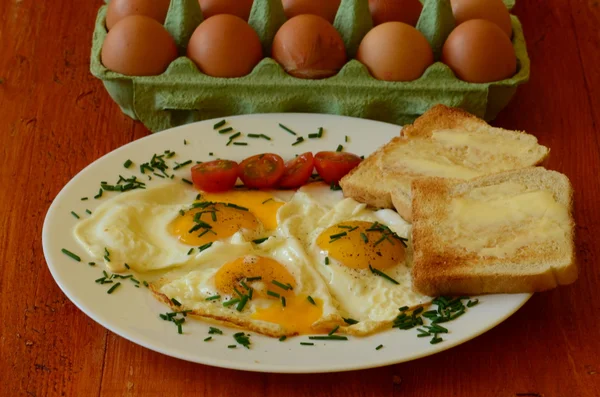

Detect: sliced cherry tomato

[191,160,239,192]
[314,151,362,184]
[278,152,315,189]
[238,153,285,189]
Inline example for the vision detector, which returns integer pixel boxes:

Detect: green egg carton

[91,0,528,132]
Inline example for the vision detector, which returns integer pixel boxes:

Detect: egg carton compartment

[91,0,528,132]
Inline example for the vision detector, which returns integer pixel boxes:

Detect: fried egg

[151,235,337,337]
[278,184,432,335]
[74,183,289,273]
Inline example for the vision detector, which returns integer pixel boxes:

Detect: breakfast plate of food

[42,108,576,373]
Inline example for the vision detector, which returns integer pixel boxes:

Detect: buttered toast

[411,167,577,296]
[340,105,550,221]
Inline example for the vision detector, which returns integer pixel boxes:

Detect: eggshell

[105,0,171,31]
[101,15,178,76]
[282,0,341,23]
[368,0,423,27]
[187,14,263,78]
[356,22,433,82]
[272,14,347,79]
[450,0,512,37]
[198,0,254,20]
[442,19,516,83]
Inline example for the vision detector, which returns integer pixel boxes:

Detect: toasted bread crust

[411,167,577,295]
[340,105,550,221]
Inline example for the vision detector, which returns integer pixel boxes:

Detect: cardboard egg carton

[91,0,528,132]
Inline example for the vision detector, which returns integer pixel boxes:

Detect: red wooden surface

[1,0,599,396]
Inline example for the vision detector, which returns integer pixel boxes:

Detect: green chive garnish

[173,160,192,170]
[94,189,103,199]
[219,127,234,134]
[281,296,286,307]
[376,344,383,350]
[345,136,349,142]
[143,281,149,287]
[223,298,240,307]
[206,295,221,301]
[187,248,194,255]
[329,231,347,240]
[233,142,248,146]
[343,317,359,325]
[325,257,330,265]
[267,290,280,298]
[61,249,81,262]
[292,137,304,146]
[204,336,212,342]
[208,327,223,334]
[300,342,314,346]
[85,209,92,215]
[228,345,237,349]
[430,336,443,344]
[279,335,287,342]
[181,178,193,185]
[123,159,132,168]
[228,131,241,140]
[336,145,343,152]
[107,282,121,294]
[209,152,214,156]
[399,306,409,312]
[213,120,226,129]
[467,299,479,307]
[360,232,368,243]
[71,211,80,219]
[272,280,292,291]
[88,262,95,266]
[184,139,188,145]
[234,332,251,349]
[369,265,399,285]
[308,335,348,341]
[81,197,88,201]
[278,123,297,135]
[177,323,183,334]
[236,295,249,312]
[318,127,324,137]
[260,134,271,140]
[198,242,213,252]
[307,296,316,305]
[308,133,320,139]
[124,263,130,269]
[328,325,339,336]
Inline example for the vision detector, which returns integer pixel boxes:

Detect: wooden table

[2,1,599,396]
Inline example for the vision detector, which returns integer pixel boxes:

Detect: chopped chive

[198,242,213,252]
[399,306,409,312]
[260,134,271,140]
[181,178,193,185]
[413,307,424,316]
[336,145,343,152]
[204,336,212,342]
[184,139,187,145]
[227,345,237,348]
[281,296,286,307]
[278,123,297,135]
[330,183,342,191]
[430,336,443,344]
[376,344,383,350]
[130,278,140,284]
[223,298,240,308]
[233,287,245,298]
[324,257,330,265]
[209,152,214,156]
[343,317,359,325]
[267,290,280,298]
[345,136,349,142]
[81,197,88,201]
[300,342,314,346]
[171,298,182,306]
[124,263,130,269]
[123,159,132,168]
[107,282,121,294]
[61,249,81,262]
[71,211,80,219]
[208,327,223,334]
[369,265,399,285]
[152,172,165,179]
[291,137,304,146]
[225,203,248,211]
[328,325,339,336]
[85,209,92,215]
[213,120,226,129]
[177,323,183,334]
[173,160,192,170]
[307,296,316,305]
[329,232,347,240]
[233,142,248,146]
[248,133,261,138]
[234,332,251,349]
[206,295,221,301]
[187,248,194,255]
[143,281,149,287]
[262,198,274,204]
[246,276,262,282]
[88,262,95,266]
[228,131,241,140]
[467,299,479,307]
[94,189,103,199]
[218,127,234,134]
[271,280,292,291]
[360,232,368,243]
[279,335,287,342]
[308,133,320,139]
[318,127,324,137]
[308,335,348,341]
[236,295,249,312]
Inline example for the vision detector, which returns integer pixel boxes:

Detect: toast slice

[340,105,550,221]
[411,167,577,296]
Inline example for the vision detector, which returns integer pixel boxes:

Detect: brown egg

[198,0,254,20]
[272,14,347,79]
[105,0,171,31]
[356,22,433,82]
[282,0,341,23]
[101,15,178,76]
[368,0,423,27]
[187,14,263,78]
[442,19,516,83]
[450,0,512,37]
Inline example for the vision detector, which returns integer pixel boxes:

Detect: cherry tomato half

[191,160,239,192]
[278,152,315,189]
[238,153,285,189]
[314,151,362,184]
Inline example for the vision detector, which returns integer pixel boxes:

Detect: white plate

[42,113,531,373]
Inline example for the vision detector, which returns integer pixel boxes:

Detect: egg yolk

[202,190,283,230]
[215,255,323,334]
[170,203,259,246]
[316,221,406,270]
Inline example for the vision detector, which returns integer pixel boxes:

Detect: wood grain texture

[1,0,599,396]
